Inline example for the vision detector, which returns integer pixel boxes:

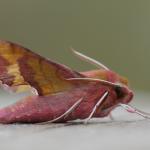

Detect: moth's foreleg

[119,103,150,119]
[109,113,115,121]
[84,91,109,124]
[37,97,84,125]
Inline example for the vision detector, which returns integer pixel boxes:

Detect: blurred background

[0,0,149,91]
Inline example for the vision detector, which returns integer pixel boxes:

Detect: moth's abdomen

[0,84,101,123]
[0,96,54,123]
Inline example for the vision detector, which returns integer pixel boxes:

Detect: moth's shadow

[35,119,148,132]
[0,119,146,135]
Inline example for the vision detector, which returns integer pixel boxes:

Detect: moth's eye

[115,86,124,98]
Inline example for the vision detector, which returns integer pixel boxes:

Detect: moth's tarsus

[109,113,115,121]
[70,48,110,70]
[119,103,150,119]
[37,97,84,125]
[84,91,109,124]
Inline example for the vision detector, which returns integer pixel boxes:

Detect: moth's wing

[0,41,83,95]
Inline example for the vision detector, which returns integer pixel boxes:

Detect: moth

[0,40,149,124]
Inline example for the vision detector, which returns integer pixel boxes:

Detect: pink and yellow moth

[0,40,149,124]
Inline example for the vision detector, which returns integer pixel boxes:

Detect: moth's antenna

[67,77,120,87]
[70,48,109,70]
[119,103,150,119]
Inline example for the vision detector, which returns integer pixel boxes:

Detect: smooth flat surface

[0,91,150,150]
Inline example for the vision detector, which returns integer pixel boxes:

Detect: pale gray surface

[0,91,150,150]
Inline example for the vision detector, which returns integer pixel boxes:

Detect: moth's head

[82,69,129,87]
[82,69,133,104]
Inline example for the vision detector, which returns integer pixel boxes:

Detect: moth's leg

[84,91,109,124]
[70,48,109,70]
[37,97,84,125]
[119,103,150,119]
[109,113,115,121]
